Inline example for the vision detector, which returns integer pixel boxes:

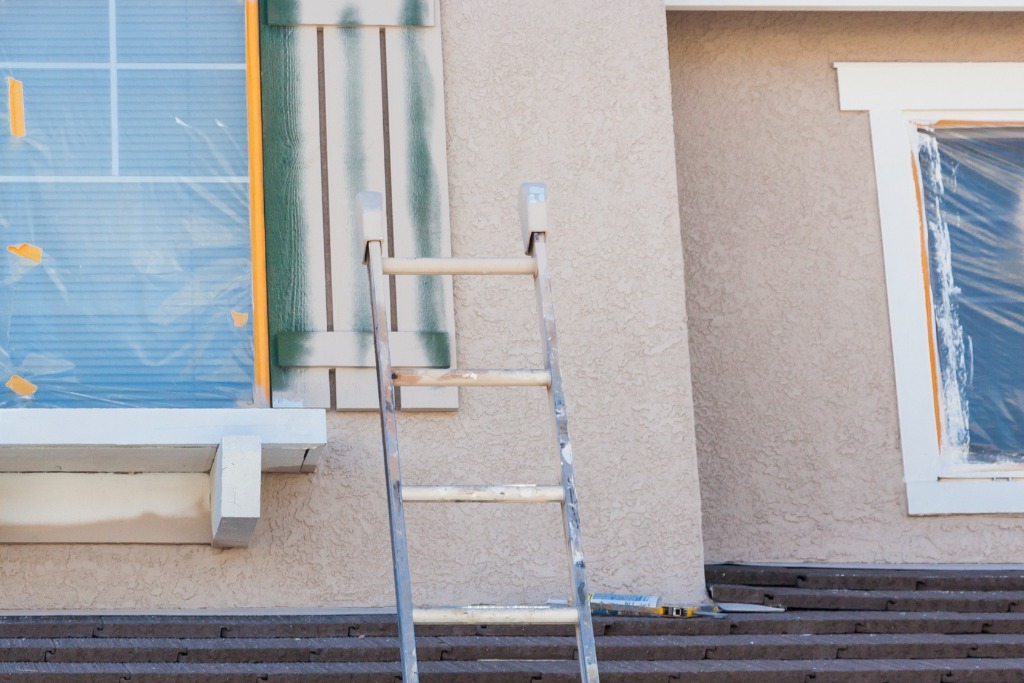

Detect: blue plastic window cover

[0,0,255,408]
[917,124,1024,464]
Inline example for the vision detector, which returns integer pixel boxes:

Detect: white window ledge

[908,481,1024,515]
[0,409,327,473]
[667,1,1024,9]
[0,409,327,546]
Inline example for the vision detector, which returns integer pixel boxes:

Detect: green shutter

[262,0,456,410]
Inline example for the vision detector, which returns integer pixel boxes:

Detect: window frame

[837,62,1024,514]
[1,0,271,410]
[0,0,322,475]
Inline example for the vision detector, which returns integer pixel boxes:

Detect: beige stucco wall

[670,11,1024,563]
[0,1,705,609]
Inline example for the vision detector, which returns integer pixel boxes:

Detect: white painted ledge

[908,480,1024,515]
[836,63,1024,111]
[0,411,328,545]
[668,0,1024,9]
[0,409,327,473]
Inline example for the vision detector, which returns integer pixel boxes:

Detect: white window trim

[837,62,1024,514]
[0,409,326,474]
[0,4,330,546]
[668,1,1024,9]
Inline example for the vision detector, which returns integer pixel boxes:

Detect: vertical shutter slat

[262,22,331,409]
[323,26,388,411]
[384,15,457,410]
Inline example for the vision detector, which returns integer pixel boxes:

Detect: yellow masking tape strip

[8,77,25,137]
[7,243,42,264]
[6,375,37,397]
[245,0,271,406]
[232,311,249,327]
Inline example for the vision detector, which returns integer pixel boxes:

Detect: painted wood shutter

[260,0,456,410]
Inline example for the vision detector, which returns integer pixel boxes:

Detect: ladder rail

[362,195,420,683]
[532,232,601,682]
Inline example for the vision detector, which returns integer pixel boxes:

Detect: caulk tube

[589,593,667,617]
[589,593,662,609]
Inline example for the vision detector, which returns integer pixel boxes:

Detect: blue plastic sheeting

[0,0,109,63]
[0,0,255,408]
[918,125,1024,463]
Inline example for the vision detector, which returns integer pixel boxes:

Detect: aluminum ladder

[358,184,600,682]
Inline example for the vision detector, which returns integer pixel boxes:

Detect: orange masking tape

[7,243,42,263]
[911,152,943,451]
[6,375,37,398]
[245,0,271,405]
[8,77,25,138]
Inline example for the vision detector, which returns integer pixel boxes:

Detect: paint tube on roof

[589,593,718,618]
[591,593,661,609]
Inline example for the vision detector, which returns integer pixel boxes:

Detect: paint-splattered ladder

[359,184,600,683]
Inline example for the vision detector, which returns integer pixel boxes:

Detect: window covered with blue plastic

[0,0,255,407]
[918,124,1024,464]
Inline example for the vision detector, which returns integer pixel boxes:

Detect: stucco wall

[0,1,705,609]
[670,11,1024,563]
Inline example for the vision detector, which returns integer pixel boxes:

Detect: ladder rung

[402,485,565,503]
[383,257,537,276]
[392,368,550,387]
[413,606,580,625]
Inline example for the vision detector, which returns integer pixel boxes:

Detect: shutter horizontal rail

[412,606,580,625]
[277,331,449,369]
[402,485,565,503]
[392,369,551,387]
[382,257,537,276]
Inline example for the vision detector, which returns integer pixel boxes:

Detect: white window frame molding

[0,3,330,546]
[837,62,1024,515]
[667,1,1024,9]
[0,409,326,474]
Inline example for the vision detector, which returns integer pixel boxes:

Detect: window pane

[919,126,1024,463]
[0,70,112,175]
[0,1,254,408]
[117,0,245,64]
[119,70,248,177]
[0,0,109,63]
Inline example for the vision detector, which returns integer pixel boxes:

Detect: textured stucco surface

[0,1,705,609]
[670,11,1024,563]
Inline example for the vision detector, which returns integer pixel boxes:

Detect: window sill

[0,408,327,473]
[907,480,1024,515]
[0,409,327,546]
